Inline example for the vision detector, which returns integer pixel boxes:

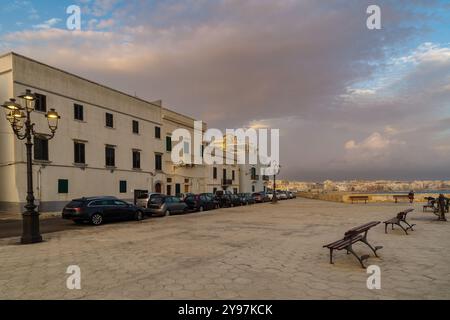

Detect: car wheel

[165,210,171,217]
[91,213,103,226]
[135,211,144,221]
[199,206,204,212]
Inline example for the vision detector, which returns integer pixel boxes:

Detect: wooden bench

[393,195,411,203]
[349,196,369,204]
[384,209,415,235]
[323,221,383,268]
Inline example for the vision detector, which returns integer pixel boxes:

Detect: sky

[0,0,449,181]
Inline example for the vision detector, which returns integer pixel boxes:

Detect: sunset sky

[1,0,449,180]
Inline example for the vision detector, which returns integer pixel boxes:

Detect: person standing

[408,190,415,204]
[437,194,448,221]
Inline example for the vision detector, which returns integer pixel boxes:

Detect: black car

[238,193,255,205]
[62,196,145,226]
[229,194,242,207]
[215,190,233,208]
[185,194,218,212]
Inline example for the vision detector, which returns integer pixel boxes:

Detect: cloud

[345,132,403,151]
[32,18,61,30]
[1,0,449,180]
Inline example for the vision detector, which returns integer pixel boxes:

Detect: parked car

[215,190,233,208]
[62,196,144,226]
[252,192,265,203]
[177,193,194,201]
[185,194,218,212]
[278,191,289,200]
[146,195,189,217]
[288,191,296,199]
[265,191,274,201]
[229,194,242,207]
[136,192,163,209]
[238,193,256,205]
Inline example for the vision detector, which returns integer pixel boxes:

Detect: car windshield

[137,193,149,199]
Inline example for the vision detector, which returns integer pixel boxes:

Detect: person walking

[437,194,448,221]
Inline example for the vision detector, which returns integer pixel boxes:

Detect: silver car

[146,195,188,217]
[136,192,162,209]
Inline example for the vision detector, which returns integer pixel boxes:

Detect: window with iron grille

[155,126,161,139]
[74,104,84,121]
[34,137,48,161]
[133,150,141,169]
[105,113,114,128]
[132,120,139,134]
[74,142,85,164]
[105,146,115,167]
[155,154,162,171]
[34,93,47,112]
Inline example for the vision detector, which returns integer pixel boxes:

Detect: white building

[0,52,257,213]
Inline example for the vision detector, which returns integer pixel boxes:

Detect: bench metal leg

[329,248,334,264]
[396,222,408,235]
[346,245,368,269]
[401,220,415,231]
[360,237,382,258]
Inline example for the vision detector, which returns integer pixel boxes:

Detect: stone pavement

[0,198,448,300]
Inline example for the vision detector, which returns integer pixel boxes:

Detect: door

[175,184,181,196]
[155,183,162,193]
[167,185,172,196]
[113,200,133,219]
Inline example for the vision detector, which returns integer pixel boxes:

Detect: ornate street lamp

[1,89,60,244]
[271,161,281,204]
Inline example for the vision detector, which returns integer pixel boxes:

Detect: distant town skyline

[1,0,449,180]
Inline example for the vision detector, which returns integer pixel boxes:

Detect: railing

[222,179,233,186]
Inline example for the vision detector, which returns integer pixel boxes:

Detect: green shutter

[120,180,127,193]
[166,136,172,152]
[58,179,69,194]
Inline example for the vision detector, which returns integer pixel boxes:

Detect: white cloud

[345,132,403,151]
[33,18,61,30]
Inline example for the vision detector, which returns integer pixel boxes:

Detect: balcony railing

[251,175,259,181]
[222,179,233,186]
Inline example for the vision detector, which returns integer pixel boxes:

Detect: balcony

[222,179,233,186]
[251,175,259,181]
[262,175,270,181]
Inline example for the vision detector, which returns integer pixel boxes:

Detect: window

[183,142,190,154]
[232,170,235,181]
[133,150,141,169]
[155,154,162,171]
[34,93,47,112]
[105,113,114,128]
[251,167,257,180]
[166,185,172,196]
[213,167,217,179]
[166,136,172,152]
[252,185,255,192]
[233,188,238,194]
[119,181,127,194]
[58,179,69,194]
[34,137,48,161]
[74,142,85,164]
[105,146,115,167]
[155,126,161,139]
[132,120,139,134]
[223,169,227,180]
[74,104,84,121]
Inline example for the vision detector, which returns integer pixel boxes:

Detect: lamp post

[271,161,281,204]
[2,89,60,244]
